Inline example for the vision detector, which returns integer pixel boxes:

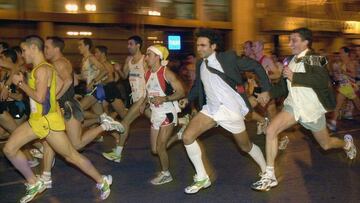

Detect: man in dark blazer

[252,27,357,192]
[180,29,271,194]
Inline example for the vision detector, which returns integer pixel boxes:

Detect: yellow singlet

[28,61,65,138]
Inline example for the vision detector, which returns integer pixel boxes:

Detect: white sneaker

[28,159,39,168]
[99,113,115,124]
[36,175,52,189]
[184,174,211,194]
[257,117,269,135]
[102,150,121,163]
[150,171,173,185]
[95,136,104,142]
[29,148,43,159]
[344,134,357,160]
[178,114,190,125]
[96,175,113,200]
[251,172,278,192]
[102,120,125,133]
[278,136,289,150]
[20,180,46,203]
[177,125,187,140]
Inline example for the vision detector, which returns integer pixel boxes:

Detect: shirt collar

[204,52,216,63]
[297,48,309,58]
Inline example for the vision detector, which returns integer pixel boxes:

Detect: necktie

[294,56,303,63]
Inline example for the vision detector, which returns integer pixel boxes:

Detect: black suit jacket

[188,50,271,111]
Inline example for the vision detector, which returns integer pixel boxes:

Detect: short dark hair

[95,45,108,56]
[11,46,22,55]
[80,38,93,49]
[47,36,65,52]
[1,48,17,63]
[195,28,223,51]
[341,46,350,54]
[0,41,9,50]
[127,35,143,49]
[244,40,253,46]
[291,27,313,48]
[186,53,196,58]
[21,35,44,51]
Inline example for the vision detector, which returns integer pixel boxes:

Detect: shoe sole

[251,182,278,192]
[22,184,47,203]
[184,181,211,194]
[151,178,173,185]
[100,175,113,200]
[102,154,121,163]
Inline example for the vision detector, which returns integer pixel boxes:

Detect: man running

[3,35,112,202]
[252,28,357,192]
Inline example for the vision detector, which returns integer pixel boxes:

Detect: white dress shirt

[200,52,249,117]
[284,49,327,122]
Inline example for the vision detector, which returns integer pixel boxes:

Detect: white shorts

[201,105,246,134]
[151,111,177,130]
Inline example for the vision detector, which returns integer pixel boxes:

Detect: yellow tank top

[28,61,57,119]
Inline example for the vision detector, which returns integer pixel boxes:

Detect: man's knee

[182,132,195,145]
[3,143,16,157]
[265,125,279,140]
[318,140,331,150]
[151,147,158,155]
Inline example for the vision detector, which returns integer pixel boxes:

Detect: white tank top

[128,55,146,102]
[146,66,179,114]
[82,57,99,85]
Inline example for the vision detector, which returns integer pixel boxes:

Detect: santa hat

[147,45,169,66]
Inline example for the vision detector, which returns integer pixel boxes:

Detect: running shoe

[102,150,121,163]
[344,134,357,160]
[251,171,278,192]
[184,174,211,194]
[20,180,46,203]
[150,171,173,185]
[97,175,113,200]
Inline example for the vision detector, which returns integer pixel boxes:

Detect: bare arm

[54,59,73,99]
[119,57,131,79]
[165,69,185,101]
[13,66,50,103]
[263,57,281,80]
[151,68,185,106]
[88,56,108,85]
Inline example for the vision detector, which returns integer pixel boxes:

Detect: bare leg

[312,128,345,150]
[80,95,97,111]
[183,112,216,179]
[118,98,144,147]
[0,111,18,133]
[3,122,39,184]
[155,124,174,171]
[66,117,104,150]
[332,93,347,121]
[265,111,297,167]
[45,131,103,183]
[42,141,55,173]
[91,102,103,115]
[111,99,128,119]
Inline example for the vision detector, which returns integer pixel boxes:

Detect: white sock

[114,146,123,155]
[265,166,275,177]
[162,170,171,176]
[184,141,207,180]
[42,171,51,179]
[248,144,266,173]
